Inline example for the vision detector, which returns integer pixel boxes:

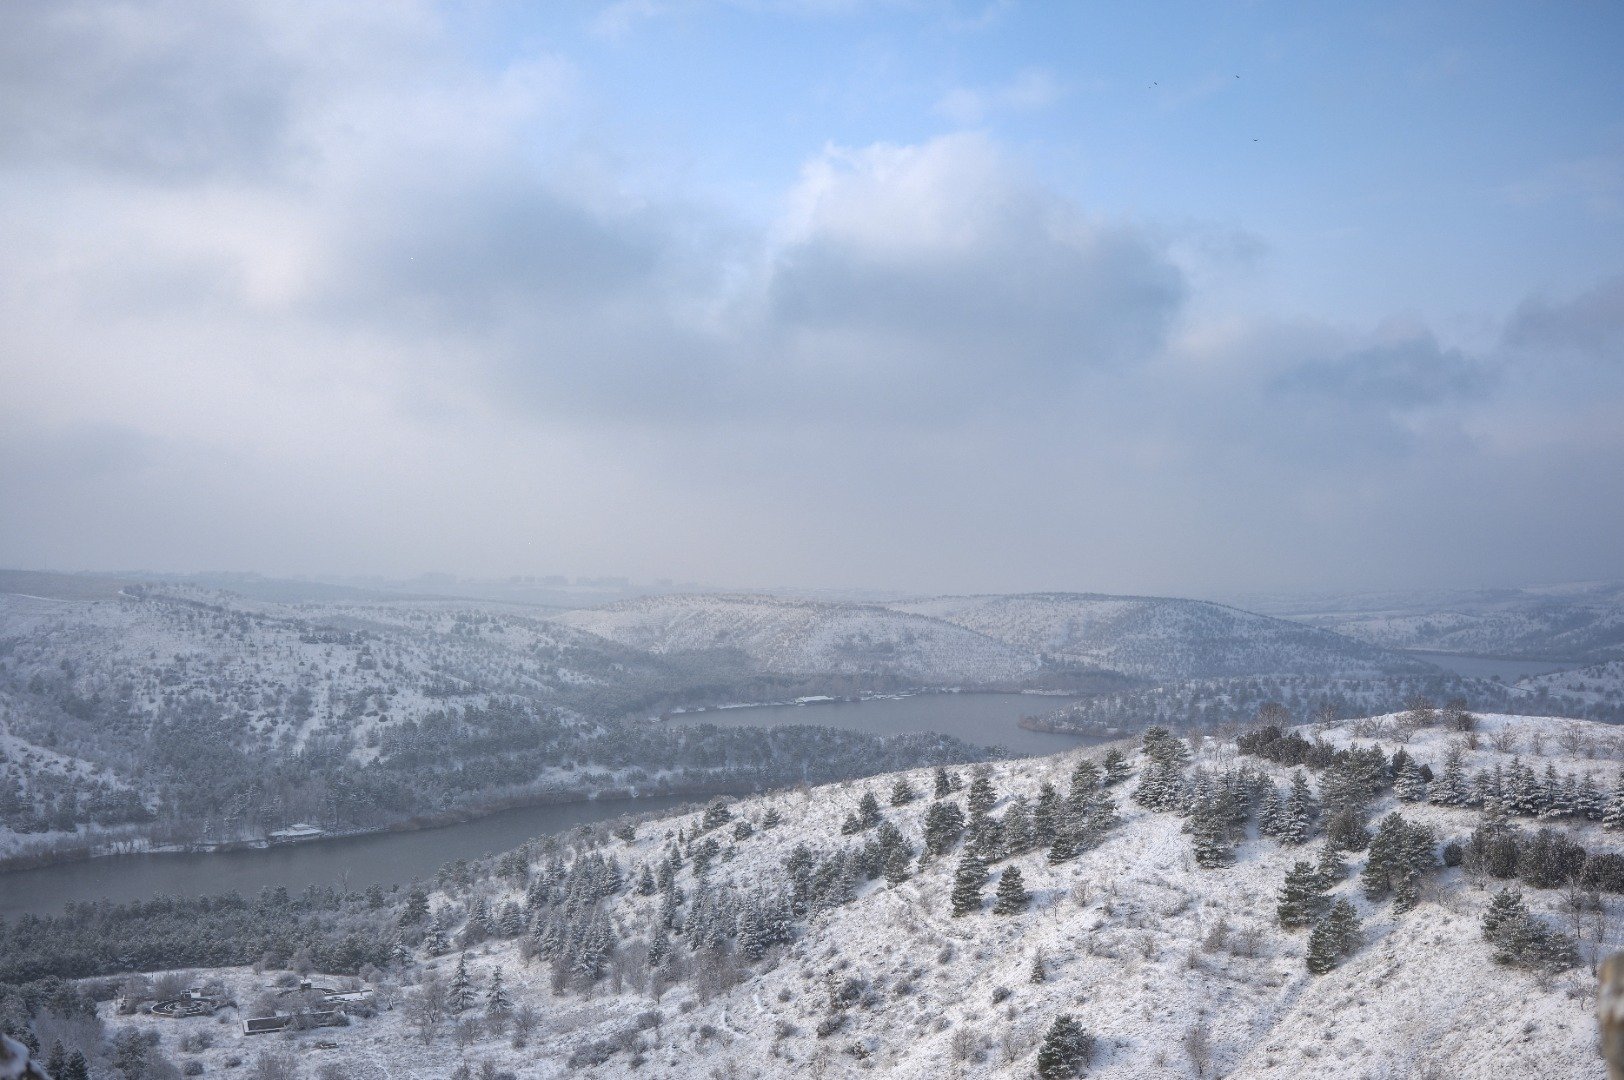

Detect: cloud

[1504,276,1624,363]
[1,1,1621,593]
[933,68,1064,125]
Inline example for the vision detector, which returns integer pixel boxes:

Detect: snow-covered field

[95,712,1617,1078]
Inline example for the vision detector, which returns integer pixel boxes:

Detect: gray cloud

[1505,276,1624,362]
[0,2,1621,593]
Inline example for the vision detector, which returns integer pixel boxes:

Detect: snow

[97,713,1617,1078]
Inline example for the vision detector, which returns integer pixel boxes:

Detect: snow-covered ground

[552,593,1040,683]
[97,712,1616,1078]
[888,593,1433,679]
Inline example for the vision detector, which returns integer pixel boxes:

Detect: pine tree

[1035,1014,1093,1079]
[1102,747,1132,784]
[1257,786,1284,839]
[933,766,955,799]
[1394,760,1427,802]
[950,851,989,917]
[485,968,512,1014]
[1029,948,1048,984]
[1432,744,1468,806]
[1069,758,1102,795]
[450,952,476,1012]
[762,807,782,829]
[993,866,1032,915]
[1579,774,1605,822]
[967,772,998,818]
[1606,772,1624,831]
[1276,860,1328,929]
[1306,900,1360,974]
[1189,798,1234,869]
[1033,781,1063,846]
[400,882,430,926]
[890,776,917,806]
[1281,771,1316,845]
[1314,843,1348,888]
[1047,827,1080,865]
[857,790,884,829]
[63,1050,90,1080]
[883,841,912,885]
[1000,798,1037,856]
[923,800,966,856]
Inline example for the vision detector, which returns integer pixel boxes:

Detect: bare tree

[1182,1020,1214,1077]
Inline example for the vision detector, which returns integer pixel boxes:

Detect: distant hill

[551,593,1040,684]
[1239,582,1624,663]
[887,592,1434,680]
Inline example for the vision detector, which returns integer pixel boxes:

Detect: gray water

[2,693,1094,921]
[671,691,1093,756]
[1409,651,1575,682]
[0,794,693,921]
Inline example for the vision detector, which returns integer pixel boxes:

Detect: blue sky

[1,0,1621,594]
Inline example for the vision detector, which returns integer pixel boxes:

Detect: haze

[2,1,1622,596]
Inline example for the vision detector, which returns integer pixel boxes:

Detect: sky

[2,0,1622,597]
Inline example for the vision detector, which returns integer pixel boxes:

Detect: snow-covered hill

[552,593,1041,684]
[888,592,1433,679]
[1243,582,1624,664]
[71,711,1621,1079]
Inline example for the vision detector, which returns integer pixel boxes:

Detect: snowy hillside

[52,711,1624,1079]
[552,594,1041,684]
[0,588,984,859]
[1247,582,1624,663]
[888,593,1433,679]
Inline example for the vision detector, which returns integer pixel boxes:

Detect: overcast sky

[2,1,1622,596]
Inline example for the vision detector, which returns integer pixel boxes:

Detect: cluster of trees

[1481,889,1578,974]
[0,885,393,984]
[1460,822,1624,895]
[946,759,1126,916]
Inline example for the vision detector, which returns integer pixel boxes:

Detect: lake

[670,691,1095,757]
[1,692,1096,921]
[0,794,694,921]
[1409,651,1576,682]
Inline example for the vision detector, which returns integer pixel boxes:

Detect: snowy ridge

[552,593,1040,683]
[887,592,1433,679]
[96,713,1615,1078]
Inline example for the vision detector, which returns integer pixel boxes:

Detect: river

[0,794,694,921]
[2,692,1096,921]
[1408,651,1576,682]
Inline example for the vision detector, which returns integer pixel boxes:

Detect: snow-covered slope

[1247,582,1624,663]
[888,592,1432,679]
[88,713,1617,1078]
[552,593,1040,683]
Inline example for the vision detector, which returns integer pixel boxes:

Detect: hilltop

[26,710,1620,1078]
[886,592,1433,680]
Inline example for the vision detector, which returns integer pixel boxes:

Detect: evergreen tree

[636,865,657,896]
[1030,948,1047,984]
[1102,747,1132,784]
[1035,1014,1093,1079]
[857,790,884,829]
[993,866,1032,915]
[1431,744,1468,806]
[485,968,512,1014]
[1277,860,1329,929]
[883,841,913,886]
[1141,726,1191,767]
[1394,760,1428,802]
[1314,843,1348,888]
[1047,827,1080,865]
[950,851,989,917]
[1578,774,1605,822]
[890,776,918,806]
[63,1051,90,1080]
[450,952,476,1012]
[923,801,966,857]
[1306,900,1360,974]
[762,807,782,829]
[967,772,998,818]
[1033,782,1063,846]
[1189,798,1234,869]
[400,882,430,926]
[1281,771,1316,844]
[933,766,956,799]
[1257,786,1284,840]
[1606,772,1624,831]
